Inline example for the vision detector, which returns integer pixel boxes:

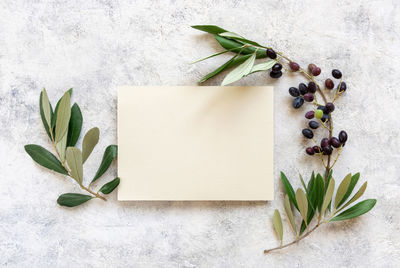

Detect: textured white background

[1,0,399,267]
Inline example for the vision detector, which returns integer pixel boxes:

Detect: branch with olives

[25,89,119,207]
[192,25,376,253]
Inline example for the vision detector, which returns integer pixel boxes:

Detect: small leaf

[337,173,360,208]
[221,52,256,86]
[67,103,83,147]
[248,60,276,74]
[39,91,53,139]
[54,92,71,143]
[272,209,283,244]
[339,181,368,210]
[82,127,100,164]
[24,144,68,175]
[296,189,308,225]
[66,147,83,184]
[57,193,93,207]
[330,199,377,221]
[321,178,335,215]
[41,89,52,130]
[280,172,298,210]
[284,195,296,235]
[335,173,352,209]
[191,25,228,34]
[99,177,120,194]
[91,145,118,183]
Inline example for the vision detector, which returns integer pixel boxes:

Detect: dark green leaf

[330,199,376,221]
[214,35,267,58]
[191,25,227,34]
[39,91,54,139]
[315,174,325,212]
[337,173,360,208]
[306,174,317,212]
[24,144,68,175]
[280,172,298,210]
[99,177,120,194]
[91,145,118,183]
[67,103,83,147]
[219,32,266,47]
[57,193,93,207]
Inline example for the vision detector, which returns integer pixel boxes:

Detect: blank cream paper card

[118,86,274,201]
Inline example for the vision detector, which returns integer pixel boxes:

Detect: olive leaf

[57,193,93,207]
[296,189,308,225]
[24,144,68,175]
[338,181,367,211]
[82,127,100,164]
[99,177,120,194]
[219,31,266,47]
[337,173,360,208]
[91,145,118,183]
[41,89,52,130]
[330,199,376,222]
[66,147,83,184]
[56,131,67,162]
[280,172,298,210]
[221,52,256,86]
[52,88,72,129]
[39,90,53,139]
[272,209,283,244]
[284,194,296,235]
[248,60,276,75]
[321,178,335,215]
[315,174,325,212]
[334,173,352,209]
[54,92,71,143]
[299,173,307,192]
[191,25,227,34]
[67,103,83,147]
[214,35,266,58]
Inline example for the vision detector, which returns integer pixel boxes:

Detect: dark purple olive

[323,146,333,155]
[338,82,347,92]
[306,147,315,155]
[305,111,314,119]
[330,137,341,148]
[270,71,282,78]
[292,97,304,109]
[272,63,282,72]
[321,138,330,148]
[321,113,330,123]
[311,67,321,76]
[308,63,316,72]
[302,129,314,139]
[289,62,300,71]
[289,87,300,97]
[325,79,334,89]
[332,69,342,79]
[267,49,277,59]
[309,120,319,129]
[299,83,308,95]
[339,130,348,143]
[325,102,335,113]
[308,82,317,93]
[303,93,314,102]
[313,146,321,153]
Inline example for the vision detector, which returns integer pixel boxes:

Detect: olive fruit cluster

[325,69,347,93]
[288,82,317,109]
[305,130,348,156]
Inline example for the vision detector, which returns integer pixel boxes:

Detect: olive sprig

[24,89,120,207]
[192,25,376,253]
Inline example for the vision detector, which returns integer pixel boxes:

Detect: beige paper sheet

[118,86,274,201]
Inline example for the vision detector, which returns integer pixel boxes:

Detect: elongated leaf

[55,92,71,143]
[248,60,276,74]
[199,54,249,83]
[339,181,368,211]
[66,147,83,184]
[24,144,68,175]
[306,175,317,212]
[56,132,67,162]
[214,35,266,57]
[299,173,307,192]
[281,172,298,210]
[337,173,360,208]
[219,32,266,47]
[221,52,256,85]
[41,89,52,130]
[91,145,118,183]
[331,199,376,221]
[284,195,296,235]
[272,209,283,243]
[57,193,93,207]
[99,177,120,194]
[299,208,316,235]
[52,88,72,129]
[39,91,54,139]
[296,189,308,225]
[67,103,83,147]
[315,174,325,212]
[335,173,352,209]
[321,178,335,215]
[191,25,227,34]
[82,127,100,163]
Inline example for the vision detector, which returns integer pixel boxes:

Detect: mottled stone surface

[1,0,399,267]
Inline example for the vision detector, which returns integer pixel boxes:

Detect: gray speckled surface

[1,0,399,267]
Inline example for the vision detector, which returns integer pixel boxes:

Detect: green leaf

[296,189,308,226]
[91,145,118,183]
[214,35,266,57]
[284,194,296,235]
[219,32,266,47]
[280,172,298,210]
[330,199,376,221]
[39,91,53,139]
[56,132,67,162]
[82,127,100,164]
[337,173,360,208]
[321,178,335,215]
[339,181,368,211]
[272,209,283,244]
[52,88,72,129]
[306,175,317,212]
[67,103,83,147]
[41,89,52,130]
[24,144,68,175]
[334,173,352,209]
[54,92,71,143]
[57,193,93,207]
[191,25,228,34]
[66,147,83,184]
[248,60,276,74]
[221,52,256,86]
[299,173,307,192]
[315,174,325,212]
[99,177,120,194]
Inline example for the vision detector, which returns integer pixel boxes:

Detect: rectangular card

[118,86,274,200]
